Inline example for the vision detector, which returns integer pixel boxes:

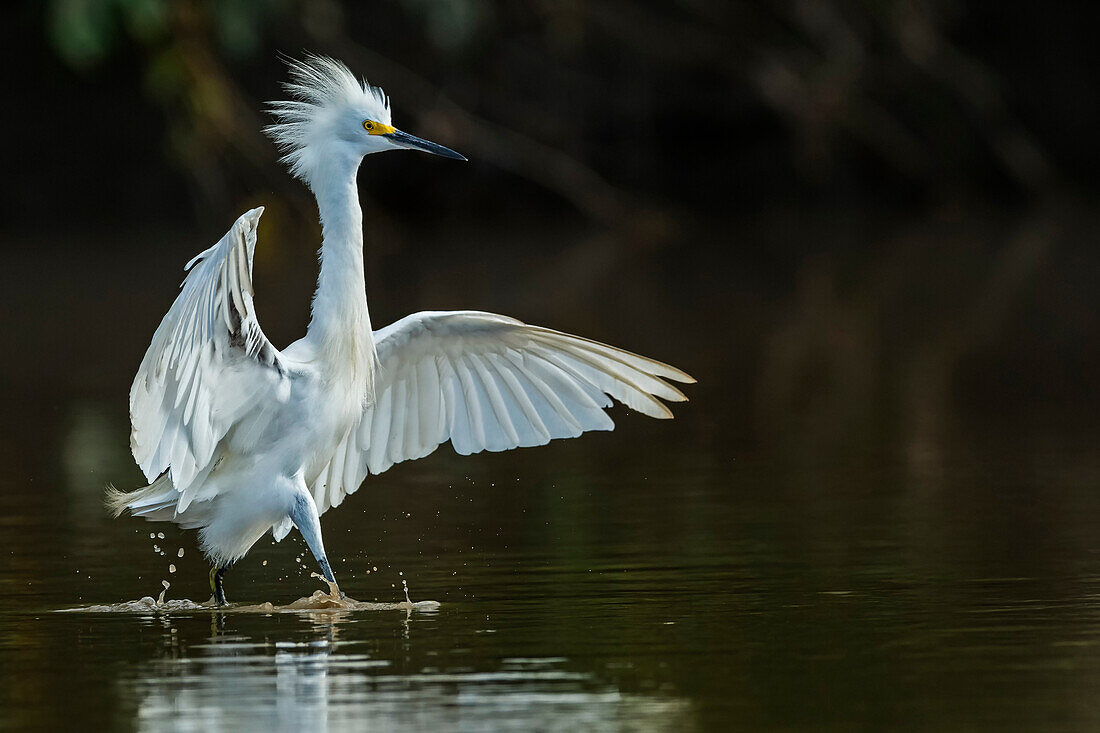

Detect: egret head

[265,55,465,186]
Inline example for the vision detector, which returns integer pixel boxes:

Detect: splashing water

[57,573,440,614]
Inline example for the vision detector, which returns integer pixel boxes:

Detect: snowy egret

[108,56,694,605]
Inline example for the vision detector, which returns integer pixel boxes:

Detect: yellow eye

[362,120,395,135]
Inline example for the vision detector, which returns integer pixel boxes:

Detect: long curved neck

[306,154,376,392]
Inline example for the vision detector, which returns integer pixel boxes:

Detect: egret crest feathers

[264,55,392,181]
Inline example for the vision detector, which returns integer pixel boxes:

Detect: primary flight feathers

[309,309,694,515]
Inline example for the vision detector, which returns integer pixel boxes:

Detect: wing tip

[234,207,265,238]
[664,366,696,385]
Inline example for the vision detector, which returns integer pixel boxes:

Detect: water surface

[3,214,1100,731]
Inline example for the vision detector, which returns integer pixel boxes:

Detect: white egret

[108,56,694,605]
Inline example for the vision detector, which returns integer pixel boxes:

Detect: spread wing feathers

[129,207,289,506]
[308,310,695,514]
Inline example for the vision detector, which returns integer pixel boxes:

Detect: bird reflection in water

[121,608,690,732]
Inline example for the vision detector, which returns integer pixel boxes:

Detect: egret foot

[210,564,231,606]
[311,571,347,600]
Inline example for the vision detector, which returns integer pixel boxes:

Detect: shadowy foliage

[6,0,1098,233]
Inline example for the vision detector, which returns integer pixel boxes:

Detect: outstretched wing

[130,207,289,504]
[308,310,694,514]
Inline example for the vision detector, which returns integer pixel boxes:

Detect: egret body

[109,56,694,604]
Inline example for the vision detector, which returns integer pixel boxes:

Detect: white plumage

[109,56,694,603]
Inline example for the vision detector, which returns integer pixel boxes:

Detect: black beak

[384,130,467,161]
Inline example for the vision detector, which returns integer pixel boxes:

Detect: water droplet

[149,533,156,539]
[177,548,184,558]
[168,564,176,573]
[262,560,268,566]
[157,532,165,539]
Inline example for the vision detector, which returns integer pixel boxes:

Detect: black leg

[210,563,232,606]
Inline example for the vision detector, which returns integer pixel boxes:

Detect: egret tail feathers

[105,474,178,519]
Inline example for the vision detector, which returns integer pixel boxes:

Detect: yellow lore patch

[362,120,396,135]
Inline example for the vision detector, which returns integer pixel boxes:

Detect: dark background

[3,0,1099,445]
[9,0,1100,222]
